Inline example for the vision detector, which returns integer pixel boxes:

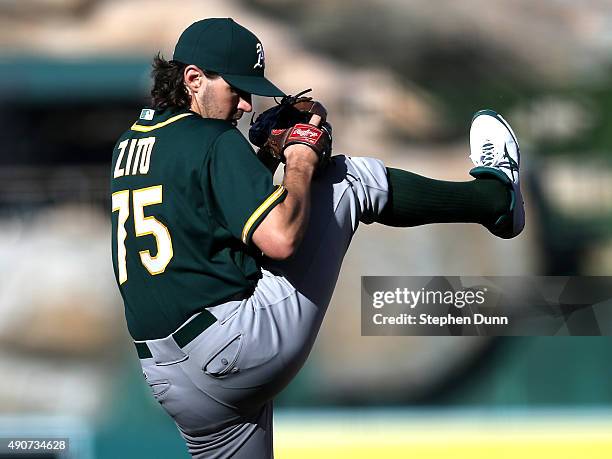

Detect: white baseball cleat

[469,109,524,238]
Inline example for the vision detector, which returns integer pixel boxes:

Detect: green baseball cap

[173,18,285,97]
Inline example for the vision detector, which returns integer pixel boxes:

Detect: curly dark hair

[150,53,191,110]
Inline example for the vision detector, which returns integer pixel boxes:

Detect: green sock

[377,167,511,229]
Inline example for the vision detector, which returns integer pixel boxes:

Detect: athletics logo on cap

[253,43,265,69]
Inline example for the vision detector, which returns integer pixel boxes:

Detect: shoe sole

[471,109,519,151]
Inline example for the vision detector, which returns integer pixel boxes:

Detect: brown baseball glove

[249,89,333,171]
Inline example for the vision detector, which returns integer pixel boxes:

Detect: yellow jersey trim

[131,113,194,132]
[241,186,287,244]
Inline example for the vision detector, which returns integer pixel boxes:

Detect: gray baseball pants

[139,155,389,458]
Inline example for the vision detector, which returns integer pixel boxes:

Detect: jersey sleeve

[206,128,287,246]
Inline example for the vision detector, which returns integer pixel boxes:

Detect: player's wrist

[284,144,319,170]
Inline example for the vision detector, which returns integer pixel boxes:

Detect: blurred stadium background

[1,0,611,457]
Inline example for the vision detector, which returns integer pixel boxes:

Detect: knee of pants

[335,155,390,223]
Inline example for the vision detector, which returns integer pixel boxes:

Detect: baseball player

[110,18,524,458]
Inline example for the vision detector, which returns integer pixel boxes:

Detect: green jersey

[110,108,287,340]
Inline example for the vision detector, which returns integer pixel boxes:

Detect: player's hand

[284,114,322,167]
[308,114,322,127]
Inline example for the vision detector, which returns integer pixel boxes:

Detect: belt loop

[147,336,189,365]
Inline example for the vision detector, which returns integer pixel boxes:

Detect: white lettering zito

[114,137,156,178]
